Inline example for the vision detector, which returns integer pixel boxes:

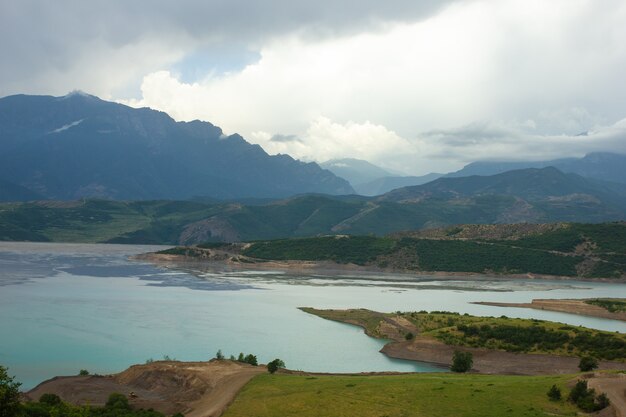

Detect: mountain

[381,167,626,224]
[355,173,443,196]
[320,158,393,187]
[0,92,353,201]
[2,168,624,244]
[447,152,626,184]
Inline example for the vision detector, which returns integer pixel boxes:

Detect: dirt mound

[26,360,264,417]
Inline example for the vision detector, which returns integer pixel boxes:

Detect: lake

[1,242,624,390]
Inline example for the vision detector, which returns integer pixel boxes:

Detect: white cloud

[118,0,626,174]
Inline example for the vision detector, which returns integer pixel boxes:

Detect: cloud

[0,0,453,97]
[2,0,626,174]
[416,117,626,164]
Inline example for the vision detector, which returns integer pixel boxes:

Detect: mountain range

[2,166,625,244]
[0,92,353,201]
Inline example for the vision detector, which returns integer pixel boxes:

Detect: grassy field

[223,373,580,417]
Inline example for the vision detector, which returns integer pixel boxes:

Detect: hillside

[0,93,353,201]
[209,222,626,279]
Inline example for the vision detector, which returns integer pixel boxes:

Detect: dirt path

[185,367,264,417]
[474,299,626,322]
[26,360,265,417]
[588,373,626,417]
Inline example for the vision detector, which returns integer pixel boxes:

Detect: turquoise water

[0,242,624,390]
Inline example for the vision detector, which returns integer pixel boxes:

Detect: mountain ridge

[0,93,354,200]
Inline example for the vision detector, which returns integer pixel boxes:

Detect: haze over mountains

[0,93,353,201]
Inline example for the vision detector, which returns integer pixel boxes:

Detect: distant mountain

[381,167,626,224]
[0,93,353,201]
[320,158,393,187]
[2,168,624,244]
[447,152,626,184]
[355,173,443,196]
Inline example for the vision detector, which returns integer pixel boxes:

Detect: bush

[578,356,598,372]
[568,380,610,412]
[39,393,62,406]
[450,351,473,373]
[105,392,131,410]
[405,332,414,341]
[0,365,21,417]
[267,359,286,374]
[215,349,224,360]
[547,385,561,401]
[79,369,89,376]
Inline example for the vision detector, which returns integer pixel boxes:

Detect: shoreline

[135,252,626,283]
[299,308,626,376]
[473,299,626,322]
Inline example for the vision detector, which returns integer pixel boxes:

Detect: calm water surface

[0,242,624,389]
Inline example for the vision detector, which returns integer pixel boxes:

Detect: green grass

[223,373,580,417]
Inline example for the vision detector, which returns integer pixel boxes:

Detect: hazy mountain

[355,173,444,196]
[0,92,353,201]
[447,152,626,184]
[320,158,393,187]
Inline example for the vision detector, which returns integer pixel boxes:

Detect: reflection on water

[0,242,624,390]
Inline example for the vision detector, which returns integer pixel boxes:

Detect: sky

[2,0,626,175]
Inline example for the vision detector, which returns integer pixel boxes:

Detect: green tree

[215,349,224,360]
[450,351,473,373]
[79,369,89,376]
[267,359,286,374]
[0,365,21,417]
[547,385,561,401]
[578,356,598,372]
[244,354,258,366]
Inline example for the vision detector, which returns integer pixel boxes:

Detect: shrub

[39,393,62,406]
[405,332,414,341]
[79,369,89,376]
[105,392,131,410]
[0,365,21,417]
[267,359,286,374]
[568,380,610,412]
[547,385,561,401]
[244,354,258,366]
[578,356,598,372]
[450,351,473,373]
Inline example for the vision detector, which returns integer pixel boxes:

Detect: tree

[405,332,414,341]
[40,393,63,406]
[547,385,561,401]
[267,359,286,374]
[0,365,21,417]
[215,349,224,360]
[578,356,598,372]
[79,369,89,376]
[450,351,473,373]
[244,354,258,366]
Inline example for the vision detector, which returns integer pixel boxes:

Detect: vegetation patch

[223,373,580,417]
